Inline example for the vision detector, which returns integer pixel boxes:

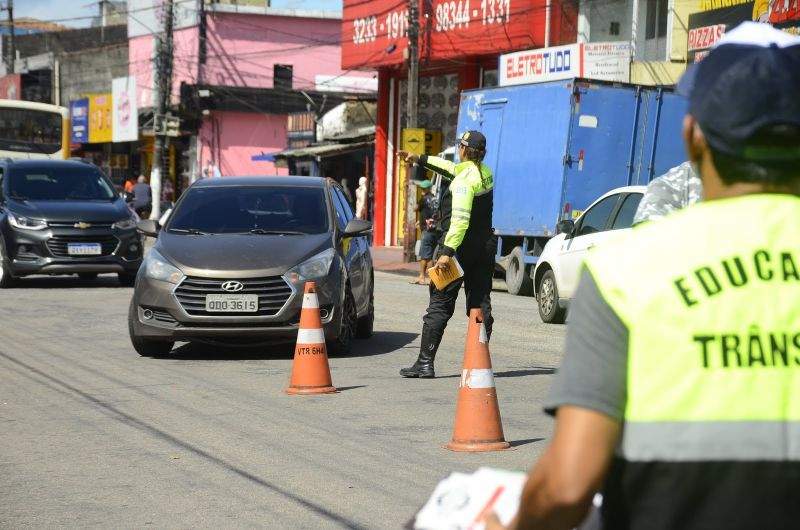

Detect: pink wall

[200,111,289,176]
[129,28,199,106]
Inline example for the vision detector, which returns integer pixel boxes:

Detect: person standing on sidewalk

[411,179,438,285]
[397,130,496,378]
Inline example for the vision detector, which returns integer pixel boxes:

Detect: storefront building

[342,0,578,246]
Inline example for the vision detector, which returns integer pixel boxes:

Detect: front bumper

[130,271,344,344]
[4,225,143,277]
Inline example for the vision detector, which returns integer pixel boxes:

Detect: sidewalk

[370,246,419,276]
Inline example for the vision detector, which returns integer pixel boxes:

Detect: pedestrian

[486,22,800,530]
[123,175,136,194]
[132,175,152,219]
[410,178,437,285]
[355,176,368,220]
[398,130,495,378]
[340,177,355,209]
[162,177,175,202]
[632,160,703,225]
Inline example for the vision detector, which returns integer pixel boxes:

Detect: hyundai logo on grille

[221,281,244,292]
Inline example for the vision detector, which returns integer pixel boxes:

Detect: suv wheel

[538,269,566,324]
[356,274,374,338]
[329,284,357,355]
[0,241,17,288]
[128,300,174,357]
[118,272,137,287]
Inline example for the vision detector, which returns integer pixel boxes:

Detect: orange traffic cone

[446,309,511,452]
[285,282,336,395]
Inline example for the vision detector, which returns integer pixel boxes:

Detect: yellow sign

[87,94,112,143]
[397,128,426,242]
[700,0,749,11]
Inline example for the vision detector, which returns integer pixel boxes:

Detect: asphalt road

[0,271,566,529]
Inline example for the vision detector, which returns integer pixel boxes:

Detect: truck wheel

[538,270,566,324]
[505,247,533,296]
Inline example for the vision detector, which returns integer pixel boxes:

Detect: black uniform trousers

[422,233,496,338]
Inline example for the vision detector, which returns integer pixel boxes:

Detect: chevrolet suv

[0,159,143,287]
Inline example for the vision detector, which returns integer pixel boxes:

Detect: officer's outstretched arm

[510,406,621,530]
[418,155,456,181]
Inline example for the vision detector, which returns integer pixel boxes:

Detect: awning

[271,141,373,160]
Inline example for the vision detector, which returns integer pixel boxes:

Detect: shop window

[274,64,293,90]
[609,21,620,36]
[645,0,668,40]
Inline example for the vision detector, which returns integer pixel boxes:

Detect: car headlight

[7,212,47,230]
[142,249,184,284]
[286,248,335,282]
[112,216,137,230]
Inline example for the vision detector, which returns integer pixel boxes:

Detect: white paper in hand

[413,468,527,530]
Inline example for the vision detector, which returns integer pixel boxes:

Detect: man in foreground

[488,22,800,530]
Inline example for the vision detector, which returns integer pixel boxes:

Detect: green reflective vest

[584,194,800,529]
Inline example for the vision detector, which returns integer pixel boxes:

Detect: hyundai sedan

[128,176,374,356]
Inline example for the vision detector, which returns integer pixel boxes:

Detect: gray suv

[129,176,374,357]
[0,159,143,287]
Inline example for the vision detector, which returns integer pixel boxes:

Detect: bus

[0,99,70,160]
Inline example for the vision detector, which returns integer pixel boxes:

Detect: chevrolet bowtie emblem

[75,222,92,229]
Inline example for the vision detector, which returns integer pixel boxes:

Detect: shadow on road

[5,274,124,289]
[494,367,556,378]
[509,437,545,448]
[161,330,418,361]
[344,330,418,358]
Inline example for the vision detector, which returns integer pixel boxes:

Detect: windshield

[0,108,63,155]
[168,186,330,235]
[8,165,117,201]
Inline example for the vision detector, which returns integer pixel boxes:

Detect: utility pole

[5,0,15,74]
[150,0,174,220]
[403,0,419,262]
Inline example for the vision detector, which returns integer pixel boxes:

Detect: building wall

[59,44,129,106]
[199,111,289,176]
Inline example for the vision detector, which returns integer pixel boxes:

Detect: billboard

[0,74,20,99]
[87,94,113,144]
[112,76,139,143]
[499,42,631,86]
[127,0,200,38]
[70,99,89,144]
[342,0,572,69]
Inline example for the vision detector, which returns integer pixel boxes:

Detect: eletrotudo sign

[498,42,631,86]
[112,76,138,143]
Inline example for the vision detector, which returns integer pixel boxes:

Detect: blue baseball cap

[677,22,800,161]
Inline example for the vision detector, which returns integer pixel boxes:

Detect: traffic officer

[397,131,495,378]
[487,22,800,530]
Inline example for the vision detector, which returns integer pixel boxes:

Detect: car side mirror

[342,218,372,237]
[557,219,575,235]
[137,219,160,237]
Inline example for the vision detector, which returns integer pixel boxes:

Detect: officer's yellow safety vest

[585,193,800,529]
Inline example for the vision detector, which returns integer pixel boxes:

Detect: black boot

[400,325,443,378]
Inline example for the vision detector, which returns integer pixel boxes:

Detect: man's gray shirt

[544,268,629,420]
[632,161,703,226]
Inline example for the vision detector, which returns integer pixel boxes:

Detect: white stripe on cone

[303,293,319,309]
[297,327,325,344]
[460,368,495,389]
[479,322,488,344]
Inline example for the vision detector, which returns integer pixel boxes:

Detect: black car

[129,176,374,357]
[0,159,143,287]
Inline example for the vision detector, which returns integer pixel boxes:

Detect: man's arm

[514,407,620,530]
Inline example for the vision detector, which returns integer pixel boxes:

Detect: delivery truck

[455,78,688,295]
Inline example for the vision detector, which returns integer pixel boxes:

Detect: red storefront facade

[342,0,577,246]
